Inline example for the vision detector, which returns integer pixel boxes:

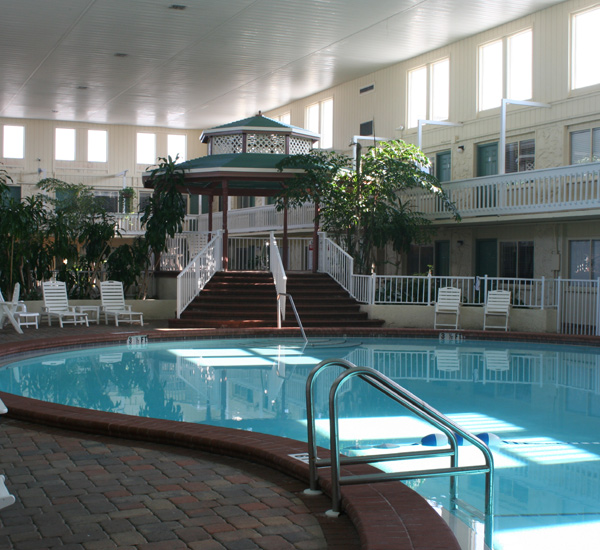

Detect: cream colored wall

[0,118,205,201]
[266,0,600,176]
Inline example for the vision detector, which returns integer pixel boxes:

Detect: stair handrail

[319,233,355,297]
[305,358,494,547]
[269,232,287,321]
[176,231,223,318]
[277,292,307,343]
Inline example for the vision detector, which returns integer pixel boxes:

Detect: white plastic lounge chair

[10,283,39,329]
[100,281,144,326]
[434,287,461,329]
[0,287,24,334]
[435,348,461,372]
[42,281,89,327]
[483,290,511,331]
[0,475,15,511]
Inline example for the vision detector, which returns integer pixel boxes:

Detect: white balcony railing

[113,163,600,236]
[405,162,600,219]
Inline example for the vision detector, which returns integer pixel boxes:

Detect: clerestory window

[479,29,532,111]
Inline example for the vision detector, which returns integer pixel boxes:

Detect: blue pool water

[1,336,600,550]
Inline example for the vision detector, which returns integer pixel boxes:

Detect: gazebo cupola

[200,112,319,156]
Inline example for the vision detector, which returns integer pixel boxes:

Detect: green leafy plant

[277,140,460,274]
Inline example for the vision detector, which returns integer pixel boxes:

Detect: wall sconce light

[457,145,465,153]
[457,240,464,246]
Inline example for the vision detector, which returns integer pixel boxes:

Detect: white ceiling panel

[0,0,567,129]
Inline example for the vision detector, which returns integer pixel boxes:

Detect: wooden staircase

[168,271,385,329]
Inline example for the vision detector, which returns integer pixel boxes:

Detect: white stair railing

[270,232,287,321]
[319,233,355,296]
[176,231,223,318]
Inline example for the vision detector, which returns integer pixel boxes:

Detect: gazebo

[143,113,319,270]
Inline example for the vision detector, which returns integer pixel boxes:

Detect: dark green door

[476,239,497,277]
[477,143,498,177]
[435,241,450,276]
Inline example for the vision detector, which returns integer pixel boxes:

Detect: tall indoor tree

[277,140,460,274]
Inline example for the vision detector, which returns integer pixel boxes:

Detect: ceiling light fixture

[114,52,128,58]
[169,4,186,10]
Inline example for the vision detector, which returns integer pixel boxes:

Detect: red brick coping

[1,327,598,549]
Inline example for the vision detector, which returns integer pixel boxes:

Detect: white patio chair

[483,290,511,331]
[100,281,144,326]
[42,281,89,327]
[0,475,15,511]
[0,287,24,334]
[434,287,461,329]
[10,283,39,329]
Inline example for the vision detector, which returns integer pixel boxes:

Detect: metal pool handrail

[305,358,494,547]
[277,293,307,344]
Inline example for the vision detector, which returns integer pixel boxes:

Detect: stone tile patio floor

[0,322,359,549]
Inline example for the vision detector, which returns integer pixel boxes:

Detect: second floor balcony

[114,162,600,236]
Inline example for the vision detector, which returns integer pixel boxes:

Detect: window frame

[136,132,156,166]
[305,98,333,149]
[569,239,600,280]
[407,58,450,129]
[167,134,187,163]
[55,128,76,161]
[571,6,600,91]
[478,28,533,112]
[3,125,25,159]
[499,240,534,279]
[87,129,108,163]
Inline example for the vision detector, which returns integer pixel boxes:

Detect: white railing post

[427,272,432,305]
[270,232,287,321]
[556,276,562,334]
[370,272,377,305]
[596,278,600,337]
[541,276,545,310]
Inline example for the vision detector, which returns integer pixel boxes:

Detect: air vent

[360,121,373,136]
[359,84,374,94]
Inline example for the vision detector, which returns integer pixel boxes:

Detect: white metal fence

[318,234,599,336]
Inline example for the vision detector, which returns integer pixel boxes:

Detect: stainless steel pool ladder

[305,358,495,547]
[277,293,307,344]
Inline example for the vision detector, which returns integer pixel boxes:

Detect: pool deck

[2,322,595,549]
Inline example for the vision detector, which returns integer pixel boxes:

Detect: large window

[407,244,433,275]
[55,128,76,161]
[479,29,532,111]
[407,58,449,128]
[572,7,600,90]
[499,241,534,278]
[168,134,186,163]
[88,130,107,163]
[306,98,333,148]
[3,125,24,159]
[137,132,156,165]
[570,127,600,164]
[569,240,600,280]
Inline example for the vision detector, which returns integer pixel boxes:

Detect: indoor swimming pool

[0,336,599,550]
